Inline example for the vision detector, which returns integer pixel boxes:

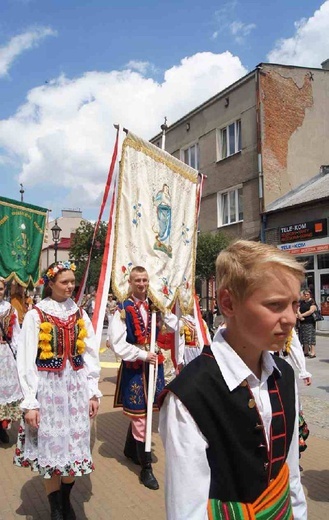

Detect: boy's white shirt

[159,328,307,520]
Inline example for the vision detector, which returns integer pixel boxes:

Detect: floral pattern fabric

[0,301,23,421]
[0,400,22,422]
[0,344,23,405]
[13,363,94,477]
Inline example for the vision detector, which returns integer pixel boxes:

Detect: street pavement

[0,330,328,519]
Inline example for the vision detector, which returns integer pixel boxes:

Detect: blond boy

[159,240,307,519]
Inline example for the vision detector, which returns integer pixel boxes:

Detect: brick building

[151,61,329,309]
[151,61,329,238]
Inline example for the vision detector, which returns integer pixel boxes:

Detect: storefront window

[296,255,315,295]
[296,255,314,270]
[320,272,329,317]
[317,253,329,270]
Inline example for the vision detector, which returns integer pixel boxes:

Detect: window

[296,256,314,270]
[219,119,241,159]
[296,256,315,294]
[317,253,329,270]
[181,143,199,170]
[217,186,243,226]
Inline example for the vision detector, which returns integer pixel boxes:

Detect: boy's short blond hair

[216,240,305,302]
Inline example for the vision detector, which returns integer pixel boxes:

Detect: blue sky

[0,0,328,220]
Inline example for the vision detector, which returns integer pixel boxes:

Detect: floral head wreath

[39,261,76,285]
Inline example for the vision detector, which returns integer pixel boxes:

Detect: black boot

[136,441,159,490]
[61,482,76,520]
[0,424,9,443]
[48,490,64,520]
[123,423,140,465]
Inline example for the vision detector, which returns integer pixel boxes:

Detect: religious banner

[0,196,48,286]
[111,132,200,314]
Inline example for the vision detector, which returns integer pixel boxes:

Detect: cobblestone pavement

[0,331,328,519]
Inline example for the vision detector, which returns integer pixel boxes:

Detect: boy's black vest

[161,346,295,503]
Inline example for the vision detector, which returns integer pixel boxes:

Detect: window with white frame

[219,119,241,160]
[181,142,199,170]
[217,186,243,226]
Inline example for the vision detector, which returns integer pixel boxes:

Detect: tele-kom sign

[278,236,329,255]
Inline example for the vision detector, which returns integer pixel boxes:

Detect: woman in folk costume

[0,277,23,444]
[14,262,102,520]
[180,313,211,365]
[280,328,311,458]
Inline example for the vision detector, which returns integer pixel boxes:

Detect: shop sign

[280,219,327,244]
[278,236,329,255]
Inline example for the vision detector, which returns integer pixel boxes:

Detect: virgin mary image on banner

[153,183,172,258]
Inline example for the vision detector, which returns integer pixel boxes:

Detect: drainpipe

[255,66,265,242]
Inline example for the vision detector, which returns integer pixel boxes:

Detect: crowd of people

[0,239,321,519]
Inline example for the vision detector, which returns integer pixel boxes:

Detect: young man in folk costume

[159,240,307,519]
[107,265,177,490]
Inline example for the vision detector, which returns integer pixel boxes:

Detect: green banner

[0,196,48,286]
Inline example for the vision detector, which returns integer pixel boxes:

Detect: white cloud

[211,1,256,43]
[267,1,329,66]
[0,26,57,78]
[0,51,247,210]
[125,60,153,75]
[229,21,256,43]
[214,1,238,25]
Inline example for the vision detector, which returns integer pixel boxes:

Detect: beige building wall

[260,64,329,208]
[40,210,84,271]
[152,62,329,243]
[157,73,261,239]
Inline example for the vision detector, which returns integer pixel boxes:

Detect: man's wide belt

[207,463,293,519]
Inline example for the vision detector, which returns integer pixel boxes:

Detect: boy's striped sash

[207,463,293,520]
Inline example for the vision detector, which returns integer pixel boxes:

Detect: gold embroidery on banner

[0,199,47,217]
[124,136,198,183]
[111,132,197,315]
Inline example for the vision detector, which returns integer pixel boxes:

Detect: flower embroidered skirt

[0,344,23,422]
[114,360,165,417]
[14,364,94,478]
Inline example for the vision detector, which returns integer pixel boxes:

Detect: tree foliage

[69,220,108,290]
[196,231,230,281]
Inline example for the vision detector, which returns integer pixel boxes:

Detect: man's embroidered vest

[35,308,84,372]
[161,346,295,503]
[120,299,160,345]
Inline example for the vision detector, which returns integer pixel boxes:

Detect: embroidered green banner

[0,196,48,286]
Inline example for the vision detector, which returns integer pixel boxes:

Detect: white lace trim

[0,300,11,314]
[36,298,79,321]
[20,397,40,410]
